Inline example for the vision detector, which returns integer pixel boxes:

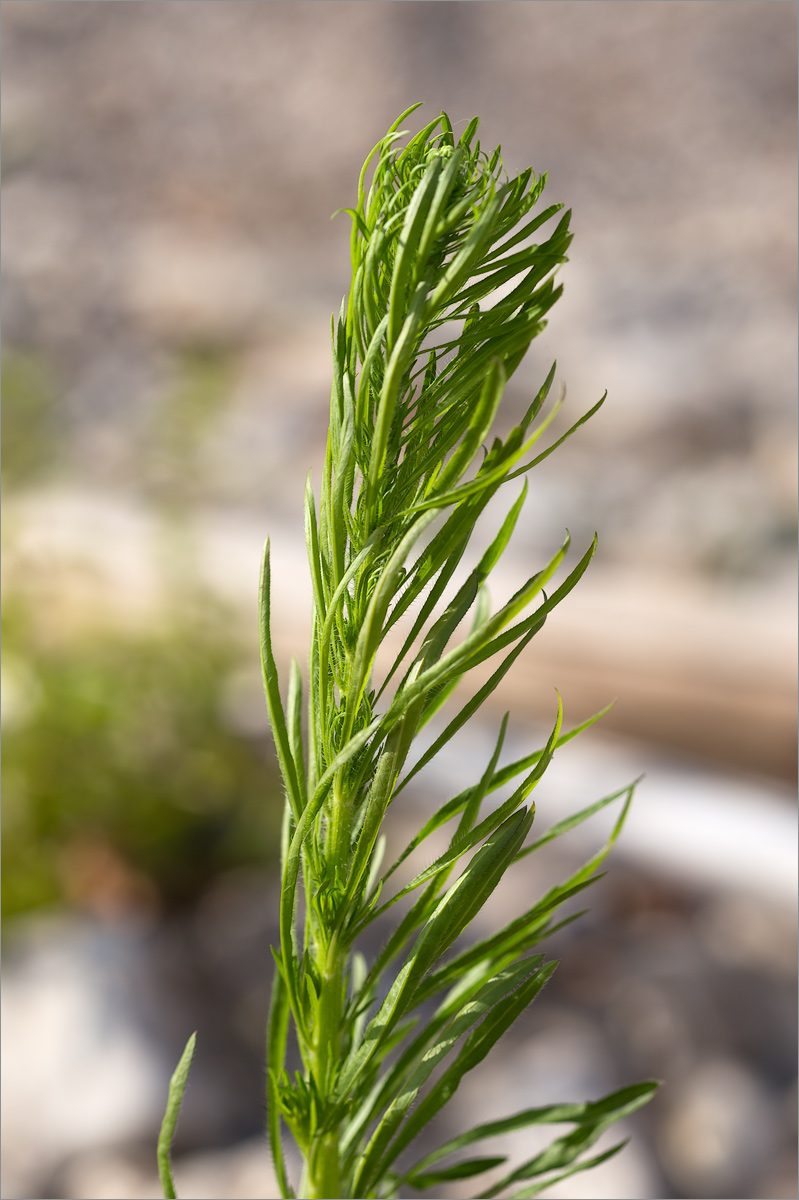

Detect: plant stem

[309,1132,341,1200]
[308,938,345,1199]
[328,778,350,871]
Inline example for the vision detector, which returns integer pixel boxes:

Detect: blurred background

[1,3,796,1198]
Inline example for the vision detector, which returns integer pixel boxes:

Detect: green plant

[160,105,657,1200]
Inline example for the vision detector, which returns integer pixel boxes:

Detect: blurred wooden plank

[467,568,797,782]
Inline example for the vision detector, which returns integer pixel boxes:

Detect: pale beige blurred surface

[2,3,796,1199]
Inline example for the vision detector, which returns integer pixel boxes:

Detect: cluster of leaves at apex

[160,105,657,1200]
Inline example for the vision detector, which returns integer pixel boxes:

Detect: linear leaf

[387,702,615,883]
[370,698,559,924]
[507,392,607,480]
[410,1155,507,1188]
[514,778,637,868]
[266,973,295,1200]
[369,962,558,1184]
[411,876,599,1009]
[259,542,304,821]
[408,1080,659,1178]
[519,779,640,858]
[383,535,572,721]
[481,1119,625,1199]
[504,1142,628,1200]
[157,1032,196,1200]
[336,808,533,1102]
[352,959,544,1193]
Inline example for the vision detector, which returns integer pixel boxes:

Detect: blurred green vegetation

[1,599,281,920]
[1,350,60,488]
[144,344,240,506]
[1,345,282,923]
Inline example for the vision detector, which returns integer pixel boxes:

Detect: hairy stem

[308,939,345,1198]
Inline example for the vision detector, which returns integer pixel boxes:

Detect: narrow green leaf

[279,714,382,1016]
[503,1142,628,1200]
[484,201,564,262]
[410,1155,507,1188]
[514,778,637,868]
[507,391,607,480]
[336,809,533,1102]
[351,958,543,1192]
[372,698,559,922]
[317,530,380,725]
[411,877,598,1009]
[304,474,328,617]
[451,533,597,679]
[378,488,501,692]
[383,534,572,722]
[487,701,615,794]
[286,658,306,811]
[343,732,405,912]
[342,510,440,741]
[387,155,444,351]
[266,973,296,1200]
[157,1032,196,1200]
[408,1080,659,1178]
[384,472,529,713]
[433,358,506,495]
[371,962,558,1183]
[259,542,304,821]
[518,778,639,859]
[481,1119,621,1198]
[389,702,614,876]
